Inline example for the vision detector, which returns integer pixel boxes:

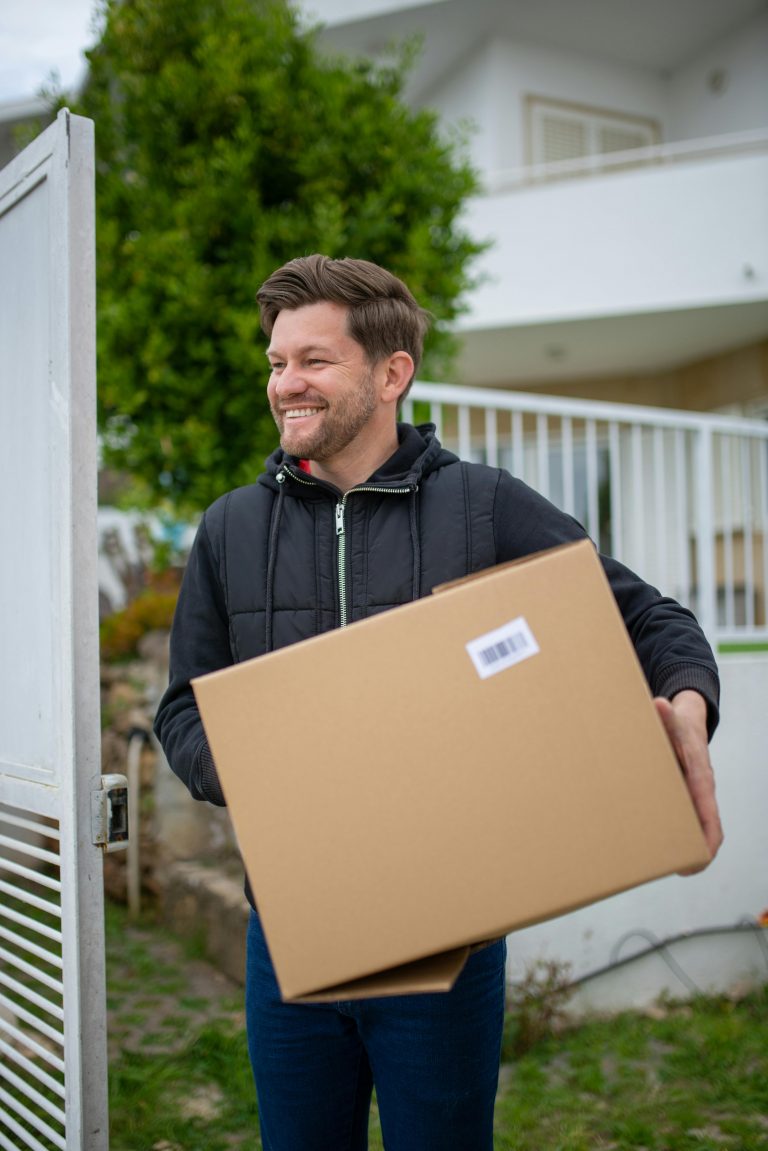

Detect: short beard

[273,366,378,461]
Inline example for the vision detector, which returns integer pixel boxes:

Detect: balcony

[403,380,768,647]
[456,131,768,386]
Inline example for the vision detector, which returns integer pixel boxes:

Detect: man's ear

[380,351,415,406]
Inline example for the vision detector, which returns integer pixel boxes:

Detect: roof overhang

[454,300,768,386]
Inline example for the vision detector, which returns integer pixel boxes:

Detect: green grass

[109,1024,258,1151]
[717,641,768,653]
[494,992,768,1150]
[105,899,251,1150]
[105,903,768,1150]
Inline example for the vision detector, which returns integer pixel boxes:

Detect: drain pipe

[125,727,151,919]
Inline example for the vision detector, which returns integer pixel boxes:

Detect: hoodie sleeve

[493,471,720,738]
[153,507,232,805]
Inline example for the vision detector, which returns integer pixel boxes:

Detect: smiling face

[266,301,382,464]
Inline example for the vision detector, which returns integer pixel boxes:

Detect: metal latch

[92,773,130,852]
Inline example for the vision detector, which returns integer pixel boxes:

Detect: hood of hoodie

[257,423,458,495]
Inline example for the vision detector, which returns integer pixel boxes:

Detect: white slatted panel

[0,111,106,1151]
[0,808,66,1151]
[409,381,768,645]
[741,442,755,631]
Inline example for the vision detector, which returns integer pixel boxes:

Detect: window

[526,96,660,168]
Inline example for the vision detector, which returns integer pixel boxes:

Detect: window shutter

[598,124,655,154]
[528,97,660,170]
[541,114,588,163]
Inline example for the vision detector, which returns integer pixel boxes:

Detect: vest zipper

[278,466,416,629]
[334,484,414,627]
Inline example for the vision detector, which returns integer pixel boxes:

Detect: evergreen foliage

[75,0,483,511]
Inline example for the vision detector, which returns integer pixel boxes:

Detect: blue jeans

[245,911,506,1151]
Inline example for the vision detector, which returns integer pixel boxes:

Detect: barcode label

[466,617,540,680]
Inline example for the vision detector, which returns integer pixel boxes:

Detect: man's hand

[653,691,723,874]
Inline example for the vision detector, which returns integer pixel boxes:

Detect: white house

[301,0,768,641]
[304,0,768,412]
[304,0,768,1007]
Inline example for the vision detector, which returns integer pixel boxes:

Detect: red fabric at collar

[298,459,311,473]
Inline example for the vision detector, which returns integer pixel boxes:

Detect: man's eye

[269,362,285,372]
[307,359,328,367]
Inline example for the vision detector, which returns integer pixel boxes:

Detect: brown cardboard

[193,540,710,1002]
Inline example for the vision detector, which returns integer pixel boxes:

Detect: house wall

[490,38,668,172]
[424,36,670,173]
[420,42,499,175]
[680,341,768,412]
[306,0,445,24]
[422,10,768,178]
[499,342,768,413]
[460,150,768,328]
[668,8,768,141]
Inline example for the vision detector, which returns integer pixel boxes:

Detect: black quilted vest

[206,426,501,662]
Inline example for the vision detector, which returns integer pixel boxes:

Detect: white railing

[403,382,768,647]
[484,127,768,194]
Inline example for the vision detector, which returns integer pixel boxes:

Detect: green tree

[76,0,483,512]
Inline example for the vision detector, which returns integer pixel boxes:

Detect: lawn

[105,902,768,1150]
[494,993,768,1150]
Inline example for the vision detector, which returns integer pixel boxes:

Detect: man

[154,254,723,1151]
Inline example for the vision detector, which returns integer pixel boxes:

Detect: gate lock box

[92,773,130,852]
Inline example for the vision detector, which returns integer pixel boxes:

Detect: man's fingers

[653,696,678,751]
[653,695,724,869]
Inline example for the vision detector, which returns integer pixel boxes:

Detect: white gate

[0,111,109,1149]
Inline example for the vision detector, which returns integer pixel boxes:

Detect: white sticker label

[466,617,540,680]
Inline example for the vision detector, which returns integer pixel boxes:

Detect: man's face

[266,301,379,462]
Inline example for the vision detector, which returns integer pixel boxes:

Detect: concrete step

[158,859,249,985]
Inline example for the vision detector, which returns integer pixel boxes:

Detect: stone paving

[105,906,245,1060]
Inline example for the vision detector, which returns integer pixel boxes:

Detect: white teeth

[284,408,321,419]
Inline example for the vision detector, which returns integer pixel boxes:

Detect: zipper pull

[335,501,345,536]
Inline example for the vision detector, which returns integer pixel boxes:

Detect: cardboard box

[193,540,709,1002]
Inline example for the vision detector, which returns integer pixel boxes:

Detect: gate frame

[0,109,107,1149]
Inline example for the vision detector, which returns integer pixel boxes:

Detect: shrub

[101,589,178,662]
[503,959,574,1058]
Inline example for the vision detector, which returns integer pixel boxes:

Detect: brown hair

[257,254,431,395]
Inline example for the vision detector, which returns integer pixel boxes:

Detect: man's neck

[307,426,400,493]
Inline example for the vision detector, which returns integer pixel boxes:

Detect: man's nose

[273,364,306,396]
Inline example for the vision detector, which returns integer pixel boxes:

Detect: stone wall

[101,630,248,982]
